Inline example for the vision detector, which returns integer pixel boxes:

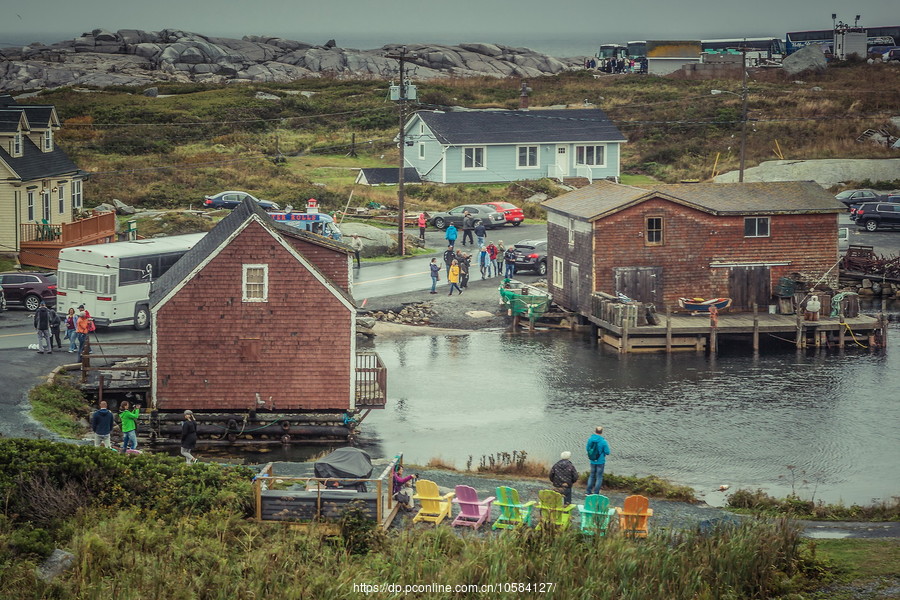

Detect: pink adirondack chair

[451,485,495,529]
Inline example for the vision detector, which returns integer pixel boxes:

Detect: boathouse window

[645,216,664,245]
[462,146,485,169]
[242,264,268,302]
[574,144,606,167]
[568,218,575,246]
[553,257,564,288]
[517,145,538,168]
[744,217,770,238]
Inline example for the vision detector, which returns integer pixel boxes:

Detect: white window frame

[419,143,425,160]
[13,132,22,157]
[645,215,664,246]
[552,256,564,288]
[41,190,51,221]
[58,184,66,214]
[419,123,425,135]
[462,146,486,170]
[516,145,539,169]
[574,144,607,167]
[567,218,576,246]
[27,190,35,221]
[43,129,53,152]
[71,180,83,209]
[744,216,770,238]
[242,264,269,302]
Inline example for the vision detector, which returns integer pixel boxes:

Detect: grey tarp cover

[314,447,373,480]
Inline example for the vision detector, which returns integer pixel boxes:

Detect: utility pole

[386,46,410,256]
[739,48,748,183]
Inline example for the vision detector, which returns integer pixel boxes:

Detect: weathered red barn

[543,180,844,314]
[148,199,385,431]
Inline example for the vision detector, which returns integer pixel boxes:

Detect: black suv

[512,239,548,276]
[854,202,900,232]
[0,272,57,310]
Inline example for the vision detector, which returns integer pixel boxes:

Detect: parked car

[854,202,900,231]
[0,272,57,310]
[481,201,525,226]
[883,48,900,62]
[511,239,548,276]
[203,191,280,211]
[429,204,506,230]
[835,189,885,209]
[850,195,900,220]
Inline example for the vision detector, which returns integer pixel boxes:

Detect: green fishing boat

[499,278,552,322]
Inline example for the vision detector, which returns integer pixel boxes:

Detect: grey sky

[2,0,897,48]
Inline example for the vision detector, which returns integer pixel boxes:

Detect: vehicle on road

[0,272,57,311]
[835,189,886,209]
[481,201,524,226]
[429,205,506,230]
[884,48,900,61]
[56,233,206,329]
[511,239,548,276]
[850,196,900,221]
[854,202,900,231]
[203,191,280,211]
[270,211,342,241]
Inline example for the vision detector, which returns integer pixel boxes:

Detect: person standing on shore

[180,410,198,464]
[478,244,489,279]
[585,426,611,495]
[119,400,141,453]
[33,301,52,354]
[65,308,78,353]
[495,241,506,277]
[350,234,363,268]
[448,260,462,296]
[445,223,458,249]
[549,451,580,505]
[49,309,62,351]
[486,242,498,278]
[75,305,93,356]
[443,245,456,277]
[429,258,440,294]
[474,221,486,247]
[458,252,470,289]
[90,400,114,449]
[503,245,517,279]
[417,212,427,241]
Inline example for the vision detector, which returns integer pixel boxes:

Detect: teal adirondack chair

[578,494,616,535]
[491,486,535,530]
[536,489,576,530]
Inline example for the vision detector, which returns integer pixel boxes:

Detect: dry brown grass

[425,456,456,470]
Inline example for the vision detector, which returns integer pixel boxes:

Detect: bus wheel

[134,306,150,330]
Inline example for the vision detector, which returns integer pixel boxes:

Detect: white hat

[560,451,571,460]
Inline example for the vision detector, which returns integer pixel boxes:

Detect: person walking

[90,400,115,448]
[444,223,458,249]
[417,212,427,241]
[429,258,440,294]
[585,426,611,495]
[33,301,52,354]
[180,410,198,464]
[461,212,475,246]
[49,309,62,351]
[64,308,78,353]
[119,400,141,453]
[495,241,506,277]
[443,245,456,277]
[75,305,92,356]
[458,253,470,289]
[448,260,462,296]
[474,221,486,247]
[549,451,580,505]
[503,245,517,279]
[350,234,363,268]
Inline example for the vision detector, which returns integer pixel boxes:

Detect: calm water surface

[353,326,899,507]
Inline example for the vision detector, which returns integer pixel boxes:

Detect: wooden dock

[588,311,886,353]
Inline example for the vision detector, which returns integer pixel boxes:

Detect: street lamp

[710,49,749,182]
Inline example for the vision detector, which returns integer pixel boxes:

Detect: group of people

[33,303,94,355]
[89,399,199,464]
[432,238,518,296]
[584,57,646,74]
[548,426,611,504]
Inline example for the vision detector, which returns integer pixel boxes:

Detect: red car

[481,202,524,226]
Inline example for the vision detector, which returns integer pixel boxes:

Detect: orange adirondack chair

[615,494,654,538]
[412,479,455,525]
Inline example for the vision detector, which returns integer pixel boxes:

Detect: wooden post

[838,308,845,349]
[882,314,888,349]
[752,303,759,352]
[709,326,717,355]
[621,319,629,354]
[591,322,599,344]
[795,314,803,349]
[665,308,672,353]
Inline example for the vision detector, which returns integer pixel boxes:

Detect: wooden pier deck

[588,312,885,353]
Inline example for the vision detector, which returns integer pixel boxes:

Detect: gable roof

[0,110,28,133]
[19,106,58,129]
[356,167,422,186]
[412,108,626,145]
[542,180,844,220]
[150,198,354,309]
[0,136,81,180]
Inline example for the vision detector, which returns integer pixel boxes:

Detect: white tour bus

[56,233,206,329]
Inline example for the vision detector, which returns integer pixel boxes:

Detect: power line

[60,107,393,127]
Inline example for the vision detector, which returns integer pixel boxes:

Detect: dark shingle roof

[543,180,844,220]
[0,110,27,133]
[150,198,353,308]
[414,108,626,145]
[0,136,80,180]
[19,106,56,128]
[0,95,16,107]
[356,167,421,185]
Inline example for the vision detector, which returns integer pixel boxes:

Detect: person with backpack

[585,426,611,495]
[33,301,52,354]
[49,309,62,351]
[444,223,458,249]
[443,245,456,277]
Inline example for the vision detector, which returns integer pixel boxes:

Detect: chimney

[519,81,530,110]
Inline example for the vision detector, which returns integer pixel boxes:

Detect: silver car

[429,204,506,230]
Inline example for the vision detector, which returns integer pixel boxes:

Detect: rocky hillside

[0,28,576,91]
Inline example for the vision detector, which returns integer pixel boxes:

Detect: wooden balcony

[355,351,387,408]
[18,211,117,270]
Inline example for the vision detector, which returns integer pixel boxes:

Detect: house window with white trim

[58,184,66,214]
[645,216,664,245]
[43,129,53,152]
[419,143,425,159]
[419,123,424,135]
[27,190,35,221]
[744,217,770,238]
[42,190,51,221]
[517,145,538,168]
[574,144,606,167]
[242,264,268,302]
[13,132,22,157]
[71,180,82,209]
[462,146,485,169]
[552,257,564,288]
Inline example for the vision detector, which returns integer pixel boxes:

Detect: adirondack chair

[536,489,576,530]
[411,479,455,525]
[451,485,495,529]
[492,486,536,530]
[615,494,654,538]
[578,494,616,536]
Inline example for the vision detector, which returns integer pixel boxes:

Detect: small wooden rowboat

[678,297,732,312]
[500,279,552,322]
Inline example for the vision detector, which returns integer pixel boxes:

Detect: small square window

[242,264,268,302]
[646,216,664,245]
[744,217,770,238]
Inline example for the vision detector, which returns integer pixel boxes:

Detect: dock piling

[752,303,759,352]
[665,308,672,353]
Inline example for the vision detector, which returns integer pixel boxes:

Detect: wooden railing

[20,211,116,244]
[355,351,387,408]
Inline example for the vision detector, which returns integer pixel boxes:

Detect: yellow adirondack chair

[412,479,455,525]
[615,494,654,538]
[492,486,536,530]
[536,489,576,530]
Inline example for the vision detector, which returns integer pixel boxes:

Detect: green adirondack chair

[536,489,576,530]
[578,494,616,535]
[491,486,535,530]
